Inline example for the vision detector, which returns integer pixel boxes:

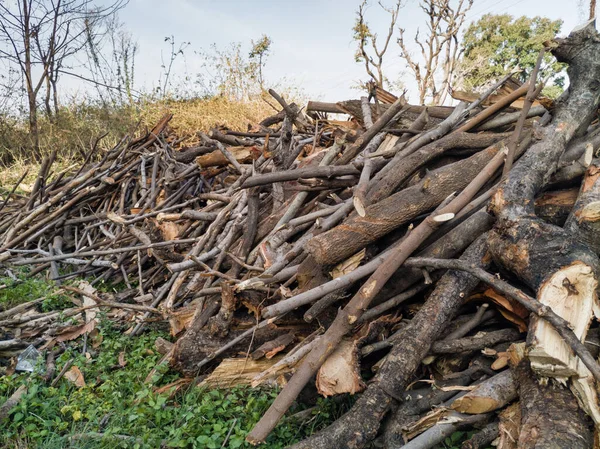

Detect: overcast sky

[113,0,588,103]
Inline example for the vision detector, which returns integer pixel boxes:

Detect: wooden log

[514,356,592,449]
[451,370,517,414]
[286,236,489,449]
[306,140,508,266]
[310,100,455,120]
[430,328,521,355]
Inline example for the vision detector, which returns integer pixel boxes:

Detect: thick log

[287,236,489,449]
[564,159,600,253]
[367,131,510,204]
[306,140,508,266]
[515,357,592,449]
[488,23,600,388]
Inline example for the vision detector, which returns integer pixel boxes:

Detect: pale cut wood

[529,262,599,377]
[571,358,600,424]
[451,370,517,414]
[496,402,520,449]
[316,338,365,397]
[200,357,284,388]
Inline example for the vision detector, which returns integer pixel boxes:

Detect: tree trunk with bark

[289,235,489,449]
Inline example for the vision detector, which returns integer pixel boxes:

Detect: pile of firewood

[4,21,600,449]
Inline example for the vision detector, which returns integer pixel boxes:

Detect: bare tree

[84,15,139,106]
[591,0,597,19]
[397,0,473,105]
[0,0,126,150]
[353,0,404,90]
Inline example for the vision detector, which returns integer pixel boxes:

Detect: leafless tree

[353,0,404,90]
[397,0,473,105]
[591,0,597,19]
[0,0,126,150]
[84,15,139,106]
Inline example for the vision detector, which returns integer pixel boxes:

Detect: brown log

[318,100,455,120]
[306,139,509,266]
[251,333,295,360]
[195,146,260,168]
[514,357,592,449]
[285,236,489,449]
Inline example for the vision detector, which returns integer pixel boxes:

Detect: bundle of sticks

[3,22,600,449]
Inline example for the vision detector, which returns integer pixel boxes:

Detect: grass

[0,94,275,188]
[0,270,352,449]
[0,268,72,313]
[0,318,351,449]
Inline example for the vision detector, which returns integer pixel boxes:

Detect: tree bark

[515,359,593,449]
[306,140,509,266]
[288,235,489,449]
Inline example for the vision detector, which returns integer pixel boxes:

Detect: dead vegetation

[3,21,600,449]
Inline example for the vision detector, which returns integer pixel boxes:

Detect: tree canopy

[457,14,565,95]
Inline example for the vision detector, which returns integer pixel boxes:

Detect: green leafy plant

[0,319,349,448]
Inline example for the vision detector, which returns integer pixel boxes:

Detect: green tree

[457,14,565,94]
[249,34,272,90]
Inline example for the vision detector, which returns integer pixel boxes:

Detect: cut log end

[353,196,367,217]
[529,262,598,378]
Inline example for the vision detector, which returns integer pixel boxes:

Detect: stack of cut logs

[3,22,600,449]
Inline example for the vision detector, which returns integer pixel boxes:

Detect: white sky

[109,0,587,103]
